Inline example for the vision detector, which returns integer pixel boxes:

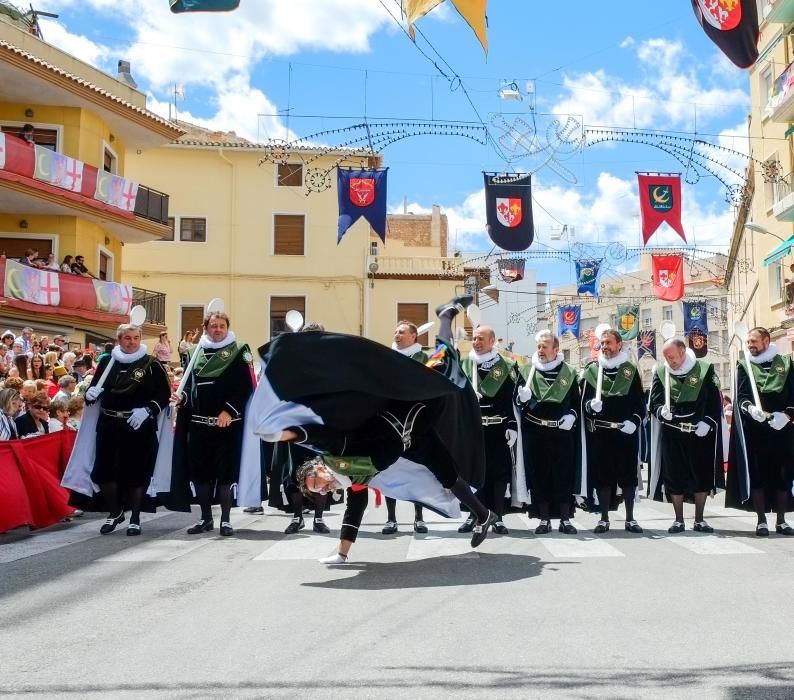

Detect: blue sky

[36,1,751,287]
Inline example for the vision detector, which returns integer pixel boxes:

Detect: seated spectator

[20,248,42,268]
[70,255,92,277]
[44,253,59,271]
[43,350,58,368]
[153,331,172,364]
[62,351,76,373]
[44,364,59,398]
[19,379,36,408]
[53,371,75,401]
[16,392,50,438]
[1,330,15,350]
[53,335,67,351]
[60,255,74,273]
[0,387,23,439]
[7,366,19,379]
[29,353,45,380]
[34,379,48,394]
[18,327,33,353]
[38,335,49,349]
[10,340,23,361]
[4,377,23,393]
[14,355,29,379]
[30,339,42,355]
[66,395,84,430]
[47,399,69,432]
[71,356,88,382]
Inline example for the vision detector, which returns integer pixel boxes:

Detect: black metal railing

[132,287,166,325]
[133,185,170,225]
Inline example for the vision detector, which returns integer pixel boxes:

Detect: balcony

[0,131,170,242]
[369,255,465,279]
[772,173,794,221]
[132,286,166,326]
[765,0,794,23]
[765,61,794,123]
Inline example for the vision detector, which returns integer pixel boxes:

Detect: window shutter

[397,303,429,346]
[274,215,305,255]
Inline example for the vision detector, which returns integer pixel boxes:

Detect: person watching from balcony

[71,255,92,278]
[153,331,172,366]
[60,255,74,274]
[16,392,50,438]
[0,388,23,440]
[20,123,35,145]
[20,248,43,269]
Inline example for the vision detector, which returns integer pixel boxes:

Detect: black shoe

[558,520,577,535]
[285,516,305,535]
[471,511,496,548]
[243,506,264,514]
[492,520,509,535]
[534,519,551,535]
[99,511,125,535]
[413,520,428,534]
[382,521,398,535]
[458,514,476,533]
[313,518,330,534]
[594,520,610,534]
[756,522,770,537]
[624,520,643,534]
[776,522,794,536]
[668,521,685,534]
[126,523,141,536]
[435,294,474,318]
[219,521,234,537]
[187,518,214,535]
[693,521,714,533]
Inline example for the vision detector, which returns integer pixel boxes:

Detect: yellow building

[725,1,794,352]
[0,18,181,344]
[122,123,463,357]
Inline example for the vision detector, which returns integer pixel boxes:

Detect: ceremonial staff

[659,321,676,412]
[734,321,764,413]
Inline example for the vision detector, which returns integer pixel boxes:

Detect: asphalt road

[2,485,794,700]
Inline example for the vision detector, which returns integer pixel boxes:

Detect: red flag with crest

[652,254,684,301]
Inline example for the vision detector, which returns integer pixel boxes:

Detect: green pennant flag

[616,304,640,341]
[170,0,240,11]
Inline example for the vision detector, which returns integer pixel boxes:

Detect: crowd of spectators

[17,248,94,278]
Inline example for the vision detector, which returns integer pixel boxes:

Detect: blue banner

[576,259,601,297]
[337,168,388,244]
[638,330,656,360]
[683,301,708,335]
[558,304,581,338]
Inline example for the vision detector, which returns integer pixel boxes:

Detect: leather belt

[481,415,507,426]
[523,414,560,429]
[664,421,698,434]
[191,415,241,427]
[587,418,623,431]
[101,409,132,419]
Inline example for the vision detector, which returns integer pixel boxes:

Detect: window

[769,260,784,304]
[159,217,175,242]
[663,306,673,320]
[103,146,117,174]
[181,305,205,338]
[641,308,653,329]
[277,163,303,187]
[98,251,112,281]
[270,296,306,338]
[0,237,53,260]
[760,65,773,107]
[562,349,571,363]
[764,155,780,207]
[397,302,429,346]
[1,125,58,151]
[180,217,206,242]
[273,214,305,255]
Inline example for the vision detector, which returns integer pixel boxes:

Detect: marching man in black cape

[239,295,495,564]
[726,326,794,536]
[649,338,724,533]
[580,328,646,534]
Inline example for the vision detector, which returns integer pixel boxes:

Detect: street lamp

[744,221,787,242]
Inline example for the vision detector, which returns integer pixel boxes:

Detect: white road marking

[663,534,764,555]
[406,522,478,560]
[534,519,625,558]
[254,534,338,561]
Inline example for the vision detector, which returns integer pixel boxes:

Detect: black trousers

[340,487,369,542]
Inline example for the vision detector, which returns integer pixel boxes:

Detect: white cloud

[549,38,749,131]
[619,36,635,49]
[38,18,110,69]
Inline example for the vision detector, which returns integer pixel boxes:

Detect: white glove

[517,385,533,404]
[768,411,790,431]
[588,399,603,414]
[620,420,637,435]
[126,407,150,430]
[748,405,767,423]
[558,414,575,431]
[85,386,103,402]
[660,406,672,421]
[695,421,710,437]
[505,429,518,447]
[475,391,483,401]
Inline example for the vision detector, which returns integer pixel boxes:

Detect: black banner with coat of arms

[483,173,534,252]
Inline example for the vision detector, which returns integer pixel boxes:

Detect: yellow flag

[403,0,445,40]
[403,0,487,54]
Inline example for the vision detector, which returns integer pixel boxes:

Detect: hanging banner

[33,145,84,193]
[498,257,525,283]
[483,173,534,252]
[587,328,599,359]
[95,171,139,212]
[652,253,684,301]
[683,301,709,335]
[3,259,60,306]
[688,329,709,358]
[575,259,601,296]
[0,132,5,170]
[558,304,581,338]
[92,280,134,316]
[170,0,240,11]
[337,168,388,244]
[691,0,759,69]
[637,173,686,243]
[617,304,640,341]
[638,329,657,360]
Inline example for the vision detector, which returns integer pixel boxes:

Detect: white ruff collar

[748,343,778,365]
[599,350,629,370]
[666,348,697,376]
[392,342,423,357]
[532,352,564,372]
[111,344,148,364]
[469,348,499,365]
[199,330,236,350]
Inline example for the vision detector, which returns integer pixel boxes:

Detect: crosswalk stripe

[662,534,764,555]
[406,522,478,560]
[98,538,212,562]
[534,519,625,558]
[254,534,338,561]
[0,511,171,564]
